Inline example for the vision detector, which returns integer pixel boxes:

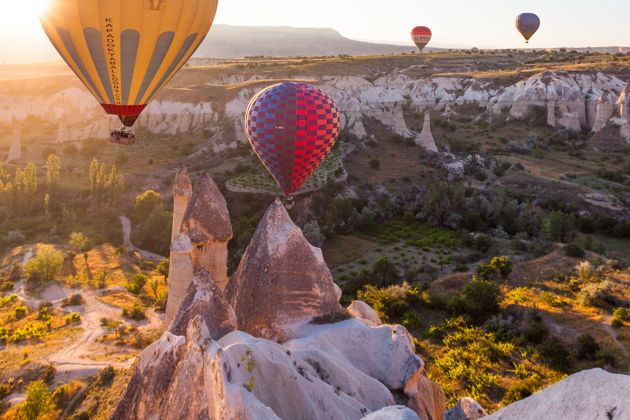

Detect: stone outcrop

[169,268,237,337]
[361,406,421,420]
[226,199,342,342]
[443,397,488,420]
[347,300,382,325]
[485,368,630,420]
[165,235,194,323]
[180,173,233,291]
[416,112,438,152]
[403,369,446,420]
[171,168,193,242]
[592,92,618,132]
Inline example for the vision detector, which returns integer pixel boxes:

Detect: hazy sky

[1,0,629,64]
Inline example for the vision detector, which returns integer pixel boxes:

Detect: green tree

[20,380,57,420]
[89,158,107,208]
[325,198,355,233]
[156,258,169,279]
[126,274,148,295]
[422,182,465,227]
[477,256,513,280]
[23,249,64,284]
[43,194,50,219]
[69,232,89,253]
[548,211,573,242]
[140,207,172,255]
[135,190,163,221]
[45,154,60,189]
[453,278,502,322]
[106,165,125,208]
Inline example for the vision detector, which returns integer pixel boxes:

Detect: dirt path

[600,316,630,374]
[119,216,165,261]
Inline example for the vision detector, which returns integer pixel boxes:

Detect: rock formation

[6,125,21,162]
[180,173,233,291]
[361,406,421,420]
[485,368,630,420]
[347,300,382,325]
[403,369,446,420]
[444,397,488,420]
[165,235,194,323]
[592,92,618,132]
[226,199,342,342]
[416,112,438,152]
[171,168,193,242]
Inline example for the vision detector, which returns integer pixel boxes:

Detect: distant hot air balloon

[245,82,340,196]
[515,13,540,43]
[411,26,432,52]
[40,0,218,140]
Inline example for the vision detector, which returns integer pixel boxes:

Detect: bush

[135,190,163,221]
[477,256,512,280]
[368,158,380,170]
[23,249,64,284]
[61,294,85,307]
[64,312,82,325]
[539,340,572,372]
[126,274,148,295]
[452,278,501,322]
[576,334,600,360]
[20,380,57,420]
[69,232,89,253]
[613,307,630,323]
[99,366,115,385]
[564,243,585,258]
[502,376,540,405]
[579,281,614,308]
[612,318,623,328]
[122,302,146,320]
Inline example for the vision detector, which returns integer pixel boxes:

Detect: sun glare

[0,0,50,32]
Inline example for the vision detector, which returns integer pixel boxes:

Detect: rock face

[180,173,233,291]
[403,369,446,420]
[485,368,630,420]
[226,199,342,342]
[592,92,618,132]
[443,397,487,420]
[347,300,382,325]
[416,113,438,152]
[171,168,193,242]
[361,406,421,420]
[165,235,194,323]
[169,268,237,337]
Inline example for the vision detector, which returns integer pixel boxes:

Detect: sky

[1,0,629,64]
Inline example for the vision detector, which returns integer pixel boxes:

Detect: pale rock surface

[169,268,237,338]
[592,91,618,132]
[347,300,382,325]
[286,319,422,390]
[180,173,233,291]
[361,406,421,420]
[416,113,439,152]
[403,369,446,420]
[165,234,194,323]
[484,368,630,420]
[171,168,193,242]
[443,397,488,420]
[226,199,341,342]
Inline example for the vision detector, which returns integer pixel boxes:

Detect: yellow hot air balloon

[40,0,218,139]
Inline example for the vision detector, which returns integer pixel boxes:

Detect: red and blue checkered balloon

[245,82,341,196]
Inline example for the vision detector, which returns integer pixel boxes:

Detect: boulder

[361,406,421,420]
[347,301,382,325]
[444,397,488,420]
[286,319,422,390]
[169,268,237,338]
[403,369,446,420]
[226,199,341,342]
[485,368,630,420]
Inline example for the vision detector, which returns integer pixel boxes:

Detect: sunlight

[0,0,50,32]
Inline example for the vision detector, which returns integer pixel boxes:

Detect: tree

[20,380,57,420]
[140,207,172,255]
[89,158,107,208]
[126,274,148,295]
[45,154,60,189]
[453,278,502,322]
[477,256,513,280]
[135,190,163,221]
[422,182,465,227]
[69,232,89,253]
[23,249,64,284]
[548,211,573,243]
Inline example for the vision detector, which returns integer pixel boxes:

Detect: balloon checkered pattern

[245,82,340,195]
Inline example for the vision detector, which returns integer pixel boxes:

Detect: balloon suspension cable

[284,195,295,210]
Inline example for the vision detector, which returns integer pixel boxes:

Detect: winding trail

[600,316,630,374]
[119,216,165,261]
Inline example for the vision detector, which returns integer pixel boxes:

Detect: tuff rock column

[165,234,194,324]
[171,168,193,242]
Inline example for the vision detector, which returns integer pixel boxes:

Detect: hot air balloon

[39,0,218,143]
[411,26,432,52]
[515,13,540,43]
[245,82,340,197]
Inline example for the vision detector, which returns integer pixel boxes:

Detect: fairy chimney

[171,168,193,242]
[165,234,194,324]
[180,173,233,291]
[416,112,438,152]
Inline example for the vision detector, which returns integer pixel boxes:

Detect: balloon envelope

[245,82,341,196]
[411,26,432,52]
[40,0,218,127]
[515,13,540,43]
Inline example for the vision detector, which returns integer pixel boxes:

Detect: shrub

[20,380,58,420]
[64,312,82,325]
[23,249,64,284]
[564,243,585,258]
[135,190,163,221]
[122,303,146,320]
[99,366,115,385]
[613,307,630,323]
[579,281,614,308]
[501,376,541,405]
[612,318,623,328]
[61,294,85,307]
[368,158,380,170]
[126,274,148,296]
[539,340,572,372]
[52,382,81,410]
[14,306,27,319]
[476,256,512,280]
[452,278,502,322]
[69,232,89,253]
[576,334,600,360]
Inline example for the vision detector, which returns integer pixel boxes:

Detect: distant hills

[192,25,436,58]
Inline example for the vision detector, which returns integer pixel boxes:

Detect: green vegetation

[23,249,64,284]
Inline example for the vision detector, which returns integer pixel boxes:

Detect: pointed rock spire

[226,199,341,342]
[415,112,438,153]
[172,168,193,242]
[165,234,194,323]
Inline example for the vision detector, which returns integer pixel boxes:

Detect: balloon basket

[283,196,295,210]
